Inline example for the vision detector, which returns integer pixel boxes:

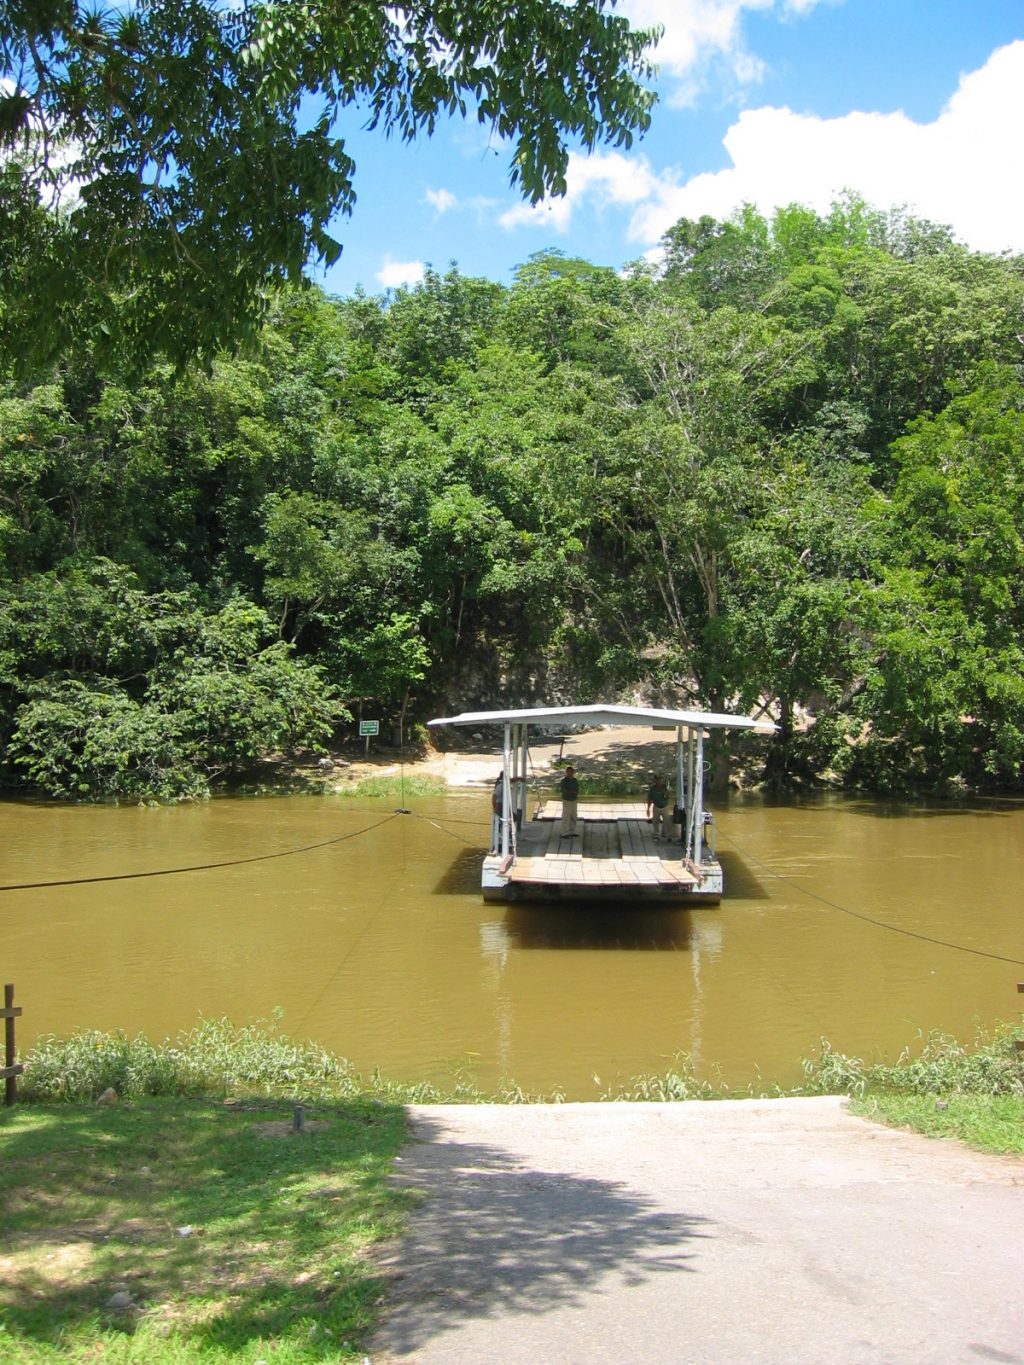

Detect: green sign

[359,720,380,737]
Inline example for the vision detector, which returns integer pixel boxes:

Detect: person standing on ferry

[559,765,579,838]
[491,771,525,852]
[646,773,670,841]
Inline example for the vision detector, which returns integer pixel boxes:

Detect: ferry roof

[428,703,774,732]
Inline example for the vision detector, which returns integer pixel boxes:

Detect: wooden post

[2,983,24,1106]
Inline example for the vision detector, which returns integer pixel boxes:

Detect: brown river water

[2,792,1022,1098]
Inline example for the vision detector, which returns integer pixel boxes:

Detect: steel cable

[0,813,400,892]
[716,822,1024,968]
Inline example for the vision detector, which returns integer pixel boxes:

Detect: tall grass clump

[600,1053,739,1102]
[19,1024,575,1105]
[21,1017,363,1102]
[799,1023,1024,1099]
[799,1023,1024,1156]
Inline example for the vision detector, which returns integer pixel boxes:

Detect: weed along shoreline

[1,1020,1022,1363]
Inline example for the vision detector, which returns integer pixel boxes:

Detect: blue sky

[314,0,1024,297]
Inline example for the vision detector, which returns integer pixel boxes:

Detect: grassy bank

[614,1025,1024,1154]
[12,1015,1024,1126]
[800,1025,1024,1155]
[0,1020,431,1364]
[0,1097,409,1363]
[3,1018,1021,1361]
[334,774,446,799]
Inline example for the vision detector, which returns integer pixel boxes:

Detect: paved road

[368,1098,1024,1365]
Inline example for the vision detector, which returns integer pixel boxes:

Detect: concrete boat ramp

[369,1097,1023,1365]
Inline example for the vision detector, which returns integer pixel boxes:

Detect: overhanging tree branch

[1,0,659,373]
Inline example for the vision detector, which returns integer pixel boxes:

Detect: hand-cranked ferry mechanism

[427,704,773,904]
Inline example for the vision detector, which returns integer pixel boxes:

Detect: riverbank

[3,1091,1022,1365]
[3,1021,1022,1361]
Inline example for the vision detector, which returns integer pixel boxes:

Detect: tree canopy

[3,197,1024,800]
[0,0,656,371]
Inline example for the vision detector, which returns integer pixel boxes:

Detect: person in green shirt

[559,765,579,838]
[490,770,526,853]
[646,773,670,842]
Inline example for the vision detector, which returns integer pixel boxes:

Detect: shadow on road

[371,1118,711,1356]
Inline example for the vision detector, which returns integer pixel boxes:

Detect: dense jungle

[2,198,1024,801]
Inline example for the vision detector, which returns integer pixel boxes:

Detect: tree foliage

[0,0,656,371]
[0,561,343,798]
[2,196,1024,799]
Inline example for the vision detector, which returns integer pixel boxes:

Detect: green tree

[844,366,1024,790]
[0,561,341,799]
[613,285,817,709]
[1,1,656,371]
[504,250,627,373]
[337,611,430,734]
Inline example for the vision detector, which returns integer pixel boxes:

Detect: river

[3,791,1021,1098]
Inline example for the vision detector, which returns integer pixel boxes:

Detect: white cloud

[626,40,1024,256]
[499,150,664,233]
[620,0,827,104]
[376,256,425,288]
[425,187,457,214]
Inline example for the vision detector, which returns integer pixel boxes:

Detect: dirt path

[329,725,684,793]
[369,1098,1024,1364]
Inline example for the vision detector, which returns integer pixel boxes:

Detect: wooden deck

[506,803,697,891]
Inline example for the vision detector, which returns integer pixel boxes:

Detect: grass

[4,1017,1021,1360]
[19,1017,367,1105]
[16,1017,566,1107]
[334,774,446,799]
[849,1092,1024,1154]
[334,772,659,802]
[594,1053,734,1102]
[587,775,659,798]
[798,1023,1024,1155]
[2,1019,566,1361]
[587,1024,1024,1155]
[17,1014,1024,1120]
[0,1097,410,1363]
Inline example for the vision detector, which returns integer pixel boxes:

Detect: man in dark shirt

[646,773,670,841]
[559,765,579,838]
[491,770,526,852]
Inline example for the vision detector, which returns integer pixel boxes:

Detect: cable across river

[0,812,401,893]
[716,822,1024,969]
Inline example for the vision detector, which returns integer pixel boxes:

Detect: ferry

[427,704,772,903]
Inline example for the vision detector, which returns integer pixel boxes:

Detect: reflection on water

[715,849,770,901]
[498,904,696,952]
[432,846,483,897]
[2,791,1022,1098]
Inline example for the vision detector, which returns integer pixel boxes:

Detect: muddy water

[2,792,1021,1098]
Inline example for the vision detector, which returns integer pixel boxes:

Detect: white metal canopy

[428,702,773,891]
[428,703,773,732]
